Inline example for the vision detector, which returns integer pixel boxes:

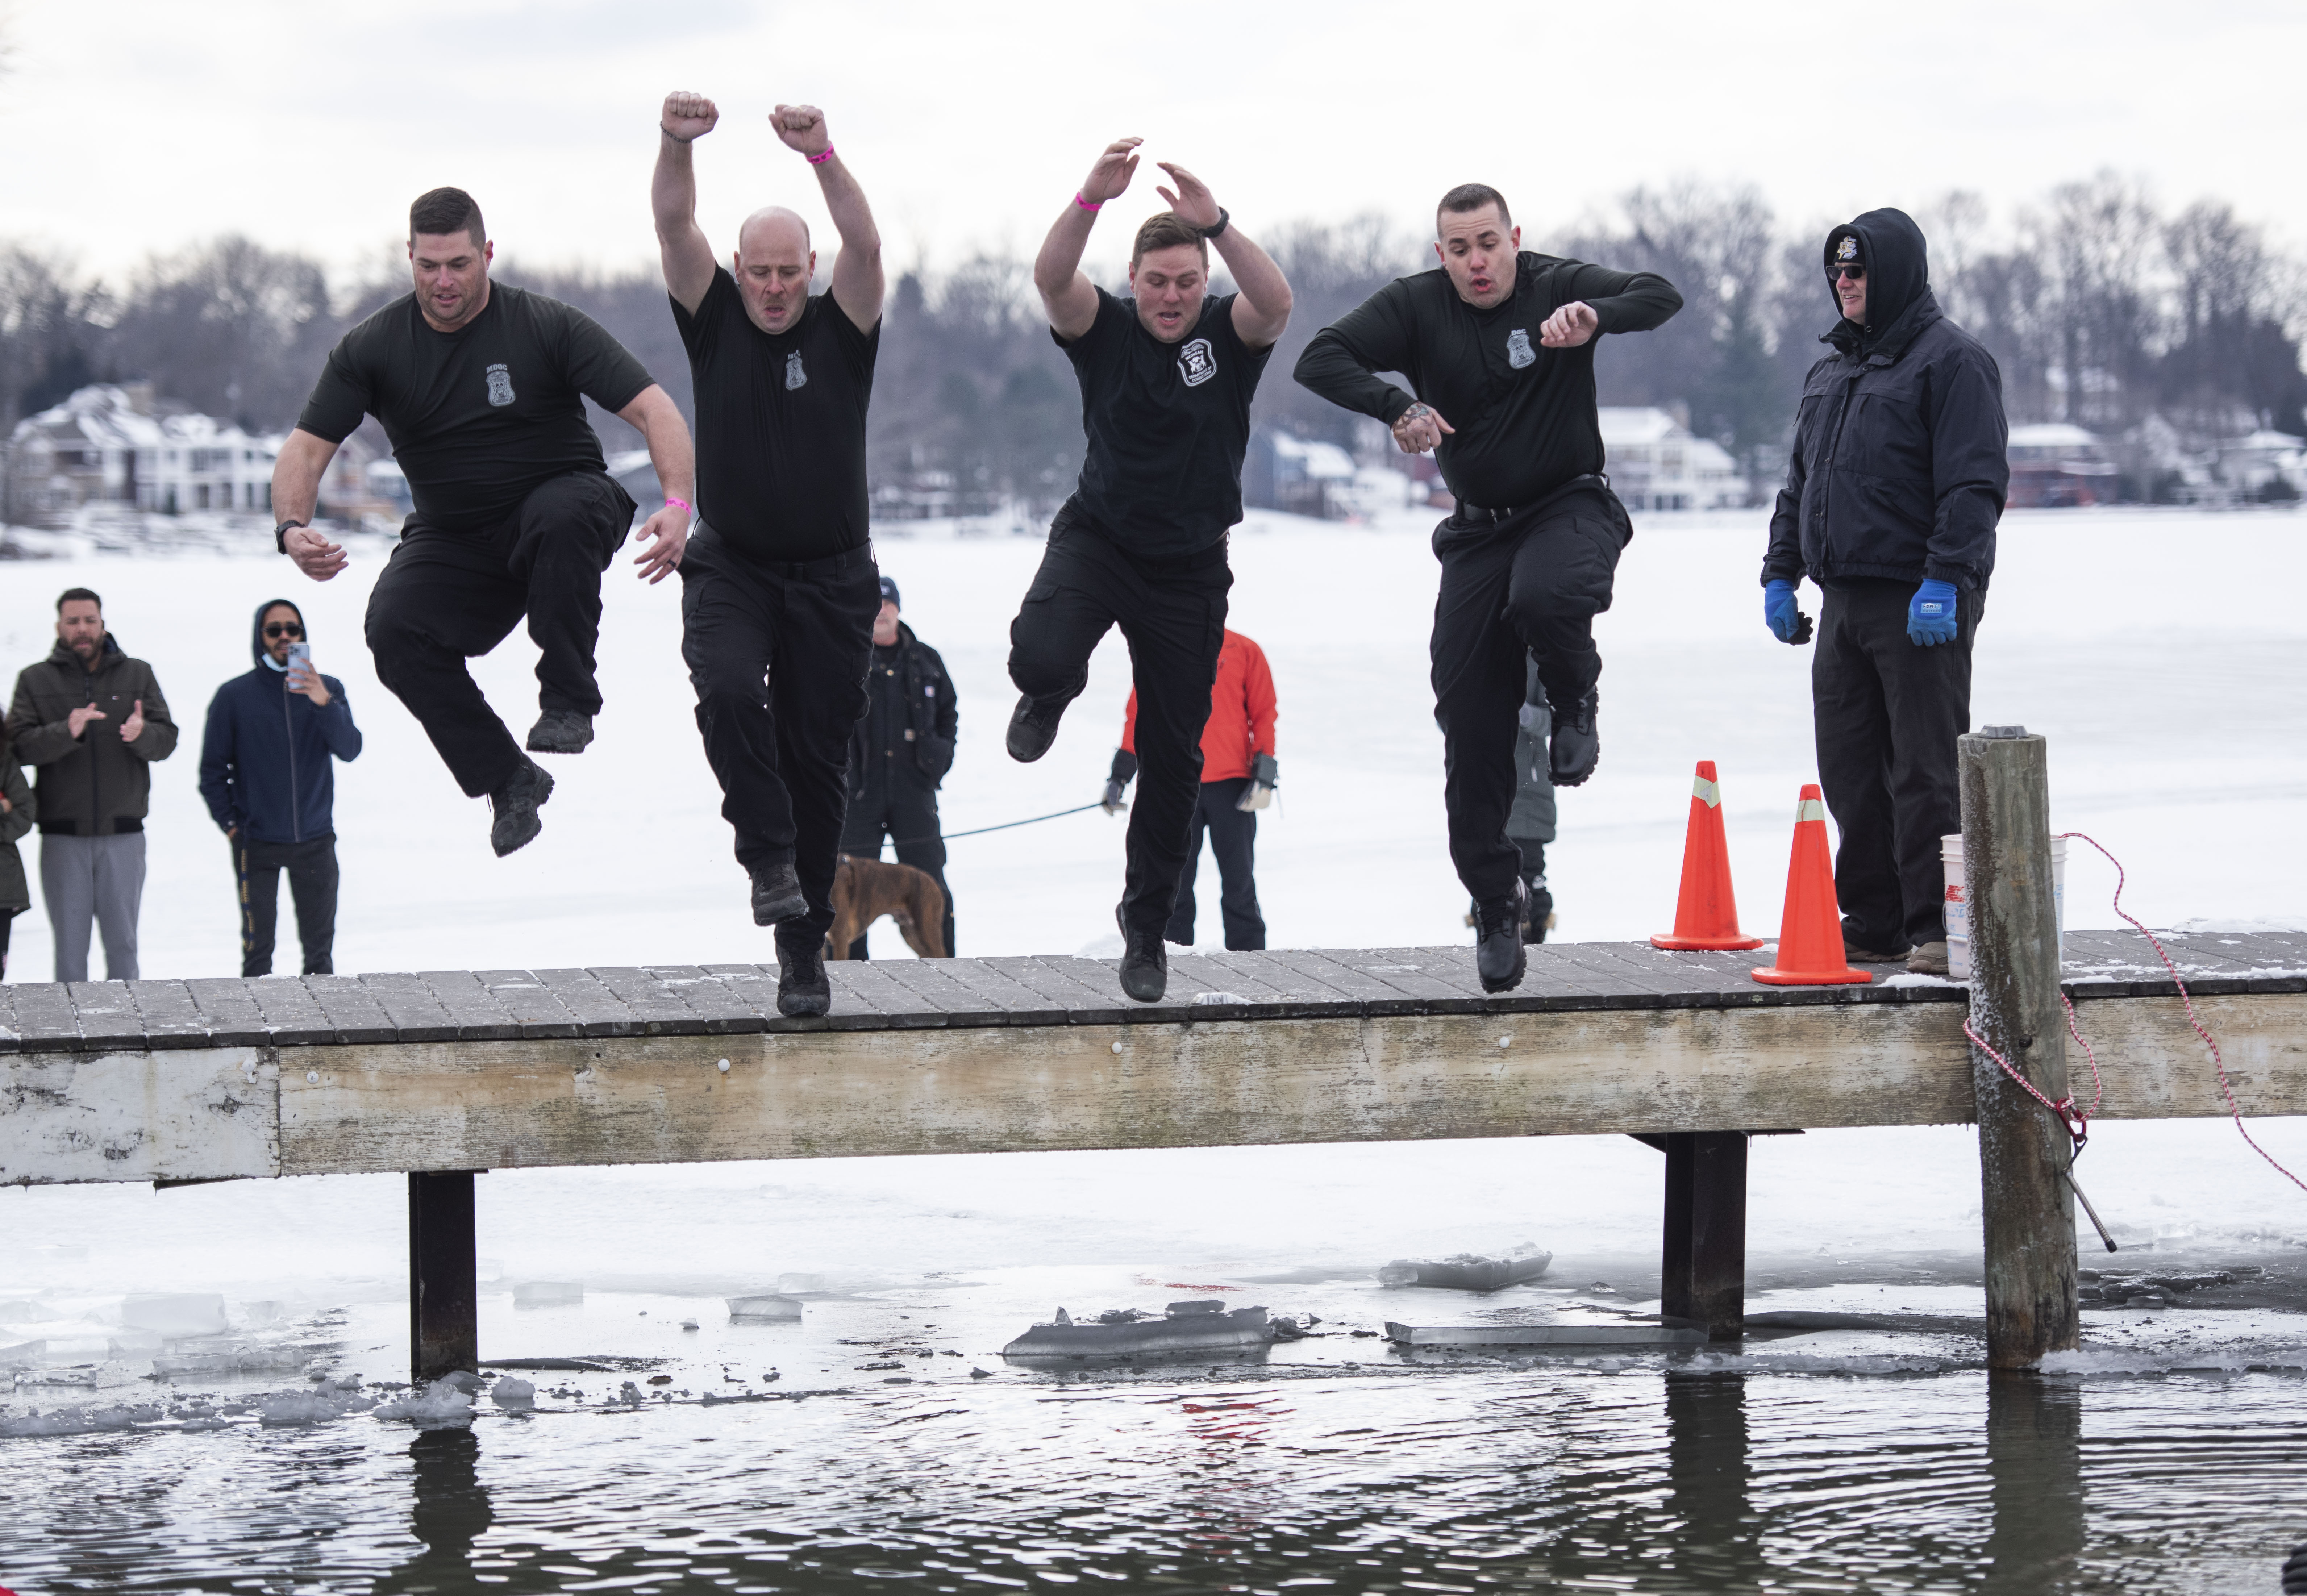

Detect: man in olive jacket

[5,588,179,981]
[1760,208,2007,977]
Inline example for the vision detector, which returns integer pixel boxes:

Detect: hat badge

[1835,237,1859,263]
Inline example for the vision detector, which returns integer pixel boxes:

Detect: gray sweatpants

[41,832,146,982]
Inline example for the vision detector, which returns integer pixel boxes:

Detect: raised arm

[1153,163,1290,349]
[1036,138,1141,341]
[617,384,697,585]
[770,103,883,332]
[655,91,720,314]
[271,428,348,580]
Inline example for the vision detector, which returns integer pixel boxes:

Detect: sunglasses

[1831,264,1866,282]
[265,623,305,639]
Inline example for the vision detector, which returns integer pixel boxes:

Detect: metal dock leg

[409,1170,480,1384]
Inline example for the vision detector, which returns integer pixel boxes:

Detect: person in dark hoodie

[1760,209,2008,977]
[199,599,364,976]
[839,576,958,959]
[5,588,178,982]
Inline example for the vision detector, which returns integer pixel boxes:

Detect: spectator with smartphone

[6,588,178,982]
[198,599,363,976]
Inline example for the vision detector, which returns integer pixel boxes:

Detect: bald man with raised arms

[654,91,885,1017]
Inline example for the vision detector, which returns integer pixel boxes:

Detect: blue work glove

[1763,579,1812,645]
[1907,579,1959,646]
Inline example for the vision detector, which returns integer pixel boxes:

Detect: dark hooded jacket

[848,621,957,800]
[6,632,178,835]
[1762,208,2008,592]
[197,599,362,844]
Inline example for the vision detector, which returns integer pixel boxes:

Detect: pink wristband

[665,495,691,513]
[807,145,836,166]
[1074,191,1102,211]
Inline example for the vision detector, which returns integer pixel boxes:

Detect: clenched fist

[663,91,719,143]
[771,103,830,158]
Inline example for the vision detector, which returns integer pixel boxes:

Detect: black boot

[1522,879,1553,945]
[1549,689,1600,787]
[1116,903,1167,1003]
[1005,695,1064,763]
[525,709,595,754]
[1474,879,1529,993]
[487,758,554,857]
[750,859,808,926]
[775,937,831,1018]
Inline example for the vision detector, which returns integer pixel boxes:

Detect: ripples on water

[4,1364,2302,1594]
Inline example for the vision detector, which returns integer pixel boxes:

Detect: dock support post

[409,1171,479,1384]
[1959,726,2078,1370]
[1660,1132,1747,1339]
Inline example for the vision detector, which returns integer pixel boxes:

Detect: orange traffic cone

[1752,783,1870,986]
[1651,760,1763,951]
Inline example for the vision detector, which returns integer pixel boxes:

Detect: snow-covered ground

[1,504,2303,1338]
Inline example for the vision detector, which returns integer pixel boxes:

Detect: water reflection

[1983,1372,2085,1595]
[1665,1371,1766,1591]
[373,1429,492,1593]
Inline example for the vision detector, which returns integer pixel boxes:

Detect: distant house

[1243,426,1417,521]
[2215,430,2307,500]
[1596,408,1744,511]
[2006,423,2119,508]
[3,383,280,527]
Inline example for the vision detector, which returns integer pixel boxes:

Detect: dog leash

[879,801,1104,849]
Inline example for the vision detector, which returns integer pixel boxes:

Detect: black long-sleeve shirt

[1293,253,1682,508]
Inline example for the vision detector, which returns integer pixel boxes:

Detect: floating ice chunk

[372,1380,476,1427]
[680,1319,699,1332]
[259,1390,346,1426]
[513,1281,583,1308]
[727,1294,803,1322]
[489,1376,535,1408]
[438,1370,483,1395]
[120,1293,228,1338]
[0,1402,158,1438]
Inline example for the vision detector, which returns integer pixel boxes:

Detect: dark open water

[5,1359,2303,1594]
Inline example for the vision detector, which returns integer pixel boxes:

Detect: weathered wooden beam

[3,988,2303,1187]
[1660,1132,1748,1340]
[409,1171,479,1384]
[1961,727,2079,1370]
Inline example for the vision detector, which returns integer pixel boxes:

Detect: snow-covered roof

[2007,423,2100,449]
[1597,407,1685,445]
[2223,430,2307,453]
[1266,433,1356,479]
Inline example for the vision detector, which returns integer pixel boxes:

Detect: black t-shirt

[1293,253,1682,508]
[1057,288,1272,559]
[297,283,653,534]
[674,268,879,562]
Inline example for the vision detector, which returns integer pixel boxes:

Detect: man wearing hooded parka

[1760,208,2008,977]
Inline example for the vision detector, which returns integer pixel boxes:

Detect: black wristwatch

[1199,207,1230,241]
[275,519,308,555]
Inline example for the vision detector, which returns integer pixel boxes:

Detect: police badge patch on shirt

[1506,329,1535,369]
[785,351,808,391]
[1177,337,1216,388]
[486,363,516,406]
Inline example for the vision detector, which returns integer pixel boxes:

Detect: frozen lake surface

[3,505,2306,1592]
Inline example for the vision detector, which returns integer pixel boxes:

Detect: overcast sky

[7,0,2302,286]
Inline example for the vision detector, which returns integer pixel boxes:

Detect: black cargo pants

[1007,503,1230,939]
[1169,776,1264,950]
[1431,478,1630,906]
[1813,576,1981,954]
[236,834,339,977]
[680,526,878,952]
[364,470,634,798]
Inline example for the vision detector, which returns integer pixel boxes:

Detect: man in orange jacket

[1102,628,1276,949]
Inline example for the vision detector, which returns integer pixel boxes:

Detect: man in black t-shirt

[1296,184,1680,993]
[653,91,885,1017]
[1006,137,1292,1004]
[273,186,696,859]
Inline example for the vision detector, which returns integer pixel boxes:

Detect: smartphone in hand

[286,641,313,685]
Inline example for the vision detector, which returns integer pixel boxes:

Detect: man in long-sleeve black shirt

[1296,184,1679,992]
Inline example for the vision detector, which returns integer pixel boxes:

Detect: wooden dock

[6,928,2302,1378]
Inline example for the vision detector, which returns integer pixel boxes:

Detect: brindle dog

[825,855,949,959]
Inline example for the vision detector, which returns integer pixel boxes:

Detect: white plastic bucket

[1942,834,2065,980]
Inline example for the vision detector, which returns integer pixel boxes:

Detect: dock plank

[417,971,524,1042]
[303,976,399,1045]
[123,981,210,1049]
[184,979,271,1047]
[584,967,708,1036]
[533,968,643,1038]
[472,969,584,1040]
[357,972,460,1043]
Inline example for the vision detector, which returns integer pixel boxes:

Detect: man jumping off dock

[272,187,695,858]
[653,91,886,1018]
[1294,185,1679,993]
[1004,137,1292,1004]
